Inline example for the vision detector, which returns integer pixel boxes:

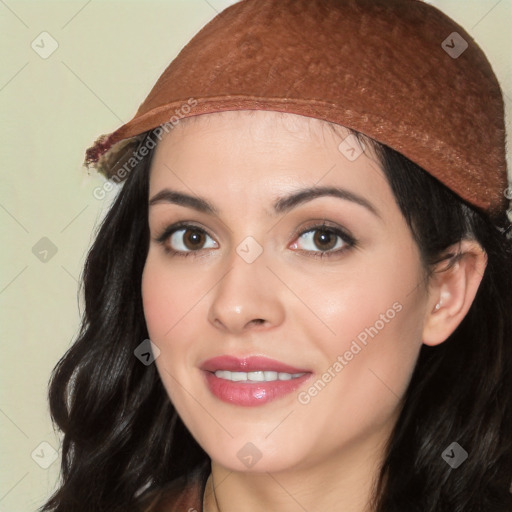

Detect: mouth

[212,369,307,382]
[200,355,313,406]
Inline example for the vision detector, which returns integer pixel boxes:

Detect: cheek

[289,284,425,459]
[141,250,216,409]
[141,253,199,406]
[298,242,425,354]
[141,259,170,339]
[141,251,205,339]
[296,241,426,409]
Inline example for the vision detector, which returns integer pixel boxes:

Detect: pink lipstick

[200,355,313,406]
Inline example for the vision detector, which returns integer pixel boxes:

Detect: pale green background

[0,1,510,510]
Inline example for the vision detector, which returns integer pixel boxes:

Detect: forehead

[148,110,392,217]
[154,110,362,150]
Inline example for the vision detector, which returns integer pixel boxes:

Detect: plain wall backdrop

[0,1,511,510]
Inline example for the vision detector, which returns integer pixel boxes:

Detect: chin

[210,450,302,474]
[200,432,312,474]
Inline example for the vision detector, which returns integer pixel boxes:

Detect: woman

[41,1,512,511]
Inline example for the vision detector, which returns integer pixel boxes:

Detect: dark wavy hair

[40,126,512,512]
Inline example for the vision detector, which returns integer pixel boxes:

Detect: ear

[422,240,487,347]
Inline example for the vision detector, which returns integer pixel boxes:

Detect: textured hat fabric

[84,0,509,217]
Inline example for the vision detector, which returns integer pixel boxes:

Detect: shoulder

[139,461,210,512]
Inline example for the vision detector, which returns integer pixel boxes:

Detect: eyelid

[154,221,217,259]
[155,220,215,244]
[154,219,356,258]
[289,219,355,245]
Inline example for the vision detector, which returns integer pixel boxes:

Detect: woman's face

[142,111,429,473]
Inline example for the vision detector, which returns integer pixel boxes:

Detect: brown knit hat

[84,0,510,218]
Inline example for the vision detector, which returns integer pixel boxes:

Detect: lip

[200,355,311,374]
[200,355,313,407]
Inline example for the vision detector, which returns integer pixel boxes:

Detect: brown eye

[182,228,206,250]
[166,226,217,253]
[291,225,353,257]
[312,229,338,251]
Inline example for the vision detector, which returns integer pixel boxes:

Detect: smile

[214,370,307,382]
[200,355,313,406]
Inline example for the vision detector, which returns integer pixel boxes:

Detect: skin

[141,110,486,512]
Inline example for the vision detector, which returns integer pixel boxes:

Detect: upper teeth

[214,370,306,382]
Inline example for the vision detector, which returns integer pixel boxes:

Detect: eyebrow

[148,185,380,218]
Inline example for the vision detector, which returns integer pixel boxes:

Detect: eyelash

[154,220,356,260]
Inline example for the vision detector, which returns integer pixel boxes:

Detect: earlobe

[422,240,487,347]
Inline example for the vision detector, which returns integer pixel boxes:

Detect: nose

[207,248,285,335]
